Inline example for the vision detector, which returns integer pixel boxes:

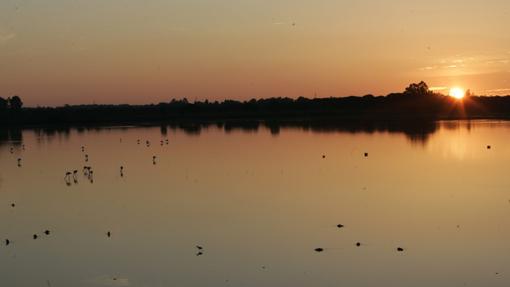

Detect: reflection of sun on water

[449,87,465,99]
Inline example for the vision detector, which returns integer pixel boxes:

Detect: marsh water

[1,120,510,287]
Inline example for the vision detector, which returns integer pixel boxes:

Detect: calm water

[1,121,510,287]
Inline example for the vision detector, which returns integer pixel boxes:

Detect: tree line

[2,82,510,126]
[0,96,23,111]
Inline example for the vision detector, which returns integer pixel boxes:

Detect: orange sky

[0,0,509,106]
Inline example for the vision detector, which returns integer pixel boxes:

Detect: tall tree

[8,95,23,110]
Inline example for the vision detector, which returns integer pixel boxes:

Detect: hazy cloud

[429,86,448,91]
[0,32,16,44]
[482,88,510,94]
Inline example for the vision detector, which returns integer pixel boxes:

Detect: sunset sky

[1,0,509,106]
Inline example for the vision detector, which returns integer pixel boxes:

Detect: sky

[0,0,509,107]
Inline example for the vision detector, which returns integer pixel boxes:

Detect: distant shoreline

[2,82,510,127]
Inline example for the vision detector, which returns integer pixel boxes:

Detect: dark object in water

[314,248,324,252]
[44,230,50,235]
[337,224,344,228]
[11,203,15,207]
[196,245,203,250]
[364,152,368,157]
[397,247,404,252]
[322,155,326,159]
[196,251,203,256]
[5,239,10,246]
[487,145,491,149]
[356,242,361,247]
[33,234,38,240]
[107,231,111,238]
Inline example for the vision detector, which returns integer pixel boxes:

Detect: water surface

[1,121,510,287]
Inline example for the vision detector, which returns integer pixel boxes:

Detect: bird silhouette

[314,248,324,252]
[397,247,404,252]
[33,234,38,240]
[337,224,344,228]
[5,239,10,246]
[44,230,50,235]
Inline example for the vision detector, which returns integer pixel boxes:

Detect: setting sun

[449,87,466,99]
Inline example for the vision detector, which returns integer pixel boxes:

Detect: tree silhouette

[8,95,23,110]
[0,97,7,111]
[404,81,433,97]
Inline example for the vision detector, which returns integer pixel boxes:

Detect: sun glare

[449,87,465,99]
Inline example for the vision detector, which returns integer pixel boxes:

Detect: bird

[337,224,344,228]
[33,234,38,240]
[107,231,111,238]
[11,203,15,207]
[314,248,324,252]
[196,251,203,256]
[356,242,361,247]
[364,153,368,157]
[5,239,10,246]
[85,154,89,162]
[397,247,404,252]
[81,146,85,152]
[487,145,491,149]
[152,156,157,164]
[44,230,50,235]
[322,155,326,159]
[196,245,203,250]
[17,158,22,167]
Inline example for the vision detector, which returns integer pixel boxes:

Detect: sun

[449,87,465,99]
